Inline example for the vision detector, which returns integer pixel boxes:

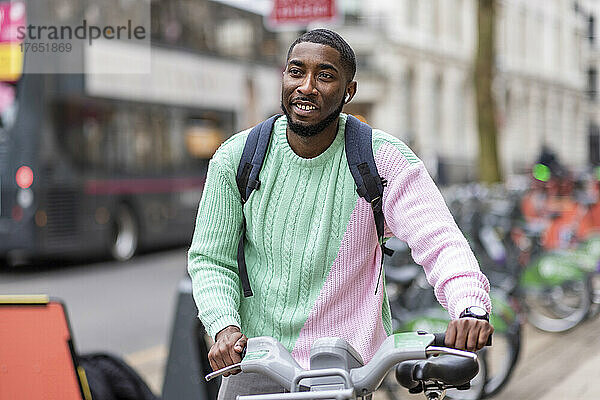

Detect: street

[2,249,599,398]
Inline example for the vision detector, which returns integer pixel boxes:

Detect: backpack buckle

[370,196,382,212]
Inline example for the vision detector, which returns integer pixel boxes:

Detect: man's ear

[345,81,357,103]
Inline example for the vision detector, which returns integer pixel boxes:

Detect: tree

[474,0,502,183]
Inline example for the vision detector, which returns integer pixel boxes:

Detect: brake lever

[425,346,478,361]
[205,346,247,381]
[205,363,242,381]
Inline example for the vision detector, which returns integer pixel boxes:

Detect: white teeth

[297,104,316,111]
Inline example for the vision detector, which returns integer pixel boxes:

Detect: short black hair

[286,29,356,81]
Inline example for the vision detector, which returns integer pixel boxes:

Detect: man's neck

[286,117,340,159]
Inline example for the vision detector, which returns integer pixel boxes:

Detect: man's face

[281,42,351,137]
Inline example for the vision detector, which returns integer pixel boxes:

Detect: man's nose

[297,74,317,95]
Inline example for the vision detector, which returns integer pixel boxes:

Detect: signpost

[268,0,337,28]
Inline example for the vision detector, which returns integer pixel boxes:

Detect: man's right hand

[208,325,247,376]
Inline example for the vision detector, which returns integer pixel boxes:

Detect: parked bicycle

[444,182,596,333]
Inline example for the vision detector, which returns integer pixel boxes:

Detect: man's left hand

[445,318,494,352]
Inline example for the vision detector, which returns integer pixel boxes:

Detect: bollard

[162,277,220,400]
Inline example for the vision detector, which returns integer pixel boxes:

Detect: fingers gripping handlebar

[432,332,493,347]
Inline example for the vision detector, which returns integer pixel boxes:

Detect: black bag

[78,353,160,400]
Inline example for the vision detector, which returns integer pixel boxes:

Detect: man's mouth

[294,103,317,111]
[291,100,319,115]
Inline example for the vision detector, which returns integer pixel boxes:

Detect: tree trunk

[474,0,502,183]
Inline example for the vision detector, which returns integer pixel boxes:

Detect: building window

[432,0,441,38]
[588,68,598,101]
[590,123,600,165]
[433,74,443,141]
[518,8,527,60]
[456,81,467,150]
[403,68,415,144]
[536,14,545,66]
[456,0,463,42]
[406,0,418,28]
[554,21,562,71]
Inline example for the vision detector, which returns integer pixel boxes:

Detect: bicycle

[205,332,484,400]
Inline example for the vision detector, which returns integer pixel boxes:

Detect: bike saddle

[384,264,420,285]
[395,354,479,391]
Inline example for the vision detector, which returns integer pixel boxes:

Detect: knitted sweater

[188,114,490,369]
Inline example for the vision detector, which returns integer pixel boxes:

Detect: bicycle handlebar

[205,332,488,400]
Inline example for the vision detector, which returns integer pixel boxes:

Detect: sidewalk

[124,345,168,396]
[495,315,600,400]
[540,350,599,400]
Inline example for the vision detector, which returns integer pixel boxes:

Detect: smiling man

[188,29,493,399]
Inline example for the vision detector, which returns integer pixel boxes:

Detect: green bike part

[396,291,514,334]
[579,235,600,258]
[393,332,436,350]
[569,249,598,272]
[398,315,448,335]
[521,253,587,288]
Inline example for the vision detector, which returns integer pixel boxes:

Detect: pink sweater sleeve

[376,142,491,319]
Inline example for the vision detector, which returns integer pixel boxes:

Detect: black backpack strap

[235,115,280,297]
[345,115,391,294]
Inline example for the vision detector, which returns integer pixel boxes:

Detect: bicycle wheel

[481,290,522,398]
[481,320,521,398]
[524,276,592,333]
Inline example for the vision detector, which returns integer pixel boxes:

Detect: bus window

[184,118,224,159]
[54,99,218,175]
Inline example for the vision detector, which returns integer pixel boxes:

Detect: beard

[281,97,345,138]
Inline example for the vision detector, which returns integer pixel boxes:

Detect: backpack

[78,353,159,400]
[235,114,393,298]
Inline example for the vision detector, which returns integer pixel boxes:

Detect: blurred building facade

[110,0,597,182]
[140,0,283,132]
[580,0,599,165]
[332,0,598,182]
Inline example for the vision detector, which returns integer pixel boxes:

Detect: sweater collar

[274,113,347,167]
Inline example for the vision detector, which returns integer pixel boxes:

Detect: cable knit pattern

[188,114,491,370]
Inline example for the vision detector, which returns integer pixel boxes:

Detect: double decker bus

[0,0,281,264]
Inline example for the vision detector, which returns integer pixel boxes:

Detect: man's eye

[319,72,334,80]
[289,68,302,76]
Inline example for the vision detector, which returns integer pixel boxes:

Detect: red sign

[270,0,336,26]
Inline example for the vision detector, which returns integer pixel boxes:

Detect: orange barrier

[0,296,91,400]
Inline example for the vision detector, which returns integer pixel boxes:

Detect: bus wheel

[110,204,138,262]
